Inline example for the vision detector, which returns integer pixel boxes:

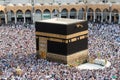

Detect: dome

[98,1,104,4]
[7,3,14,6]
[61,3,67,5]
[107,1,112,6]
[43,3,49,6]
[53,3,58,5]
[70,2,76,5]
[90,1,96,4]
[17,3,23,6]
[35,3,41,6]
[26,3,32,6]
[78,2,85,5]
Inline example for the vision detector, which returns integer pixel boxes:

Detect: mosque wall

[0,0,120,24]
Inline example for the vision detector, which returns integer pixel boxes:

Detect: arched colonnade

[0,3,120,24]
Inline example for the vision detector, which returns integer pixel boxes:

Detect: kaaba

[35,18,88,66]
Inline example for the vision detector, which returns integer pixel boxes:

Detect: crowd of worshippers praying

[0,22,119,80]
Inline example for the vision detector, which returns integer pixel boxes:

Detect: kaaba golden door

[39,37,47,59]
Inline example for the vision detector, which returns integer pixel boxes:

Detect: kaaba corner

[35,18,88,66]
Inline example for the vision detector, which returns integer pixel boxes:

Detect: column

[118,14,120,24]
[109,12,111,23]
[23,13,26,23]
[76,12,78,19]
[96,13,99,22]
[68,12,70,18]
[84,12,86,20]
[59,6,61,18]
[32,13,35,23]
[82,12,84,20]
[93,11,96,22]
[34,0,35,4]
[15,13,17,24]
[86,11,88,20]
[114,15,117,23]
[59,12,61,18]
[105,14,108,22]
[40,14,42,20]
[90,13,92,21]
[5,14,7,24]
[101,12,103,23]
[41,13,43,20]
[50,13,52,19]
[82,12,85,20]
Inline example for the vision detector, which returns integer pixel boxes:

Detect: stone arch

[35,9,42,14]
[70,8,77,19]
[7,10,14,23]
[0,6,5,13]
[78,8,85,19]
[112,9,119,23]
[16,10,24,22]
[112,9,119,14]
[95,8,101,22]
[43,9,51,20]
[34,9,42,21]
[8,8,16,14]
[95,8,101,12]
[0,10,5,24]
[25,9,31,13]
[25,10,32,23]
[52,9,59,18]
[61,8,68,18]
[87,8,94,22]
[103,8,109,23]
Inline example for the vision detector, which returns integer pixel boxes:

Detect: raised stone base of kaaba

[47,49,88,66]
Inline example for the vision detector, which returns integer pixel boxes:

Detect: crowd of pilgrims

[0,22,120,80]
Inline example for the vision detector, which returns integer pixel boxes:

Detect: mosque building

[0,0,120,24]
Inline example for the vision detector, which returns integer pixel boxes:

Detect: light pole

[56,1,61,19]
[59,5,61,18]
[85,1,88,21]
[4,7,8,24]
[31,0,35,24]
[109,2,112,24]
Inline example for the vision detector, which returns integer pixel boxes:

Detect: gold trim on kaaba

[66,31,88,39]
[80,35,85,39]
[48,38,63,43]
[71,38,76,42]
[36,30,88,39]
[38,35,87,43]
[39,37,47,59]
[76,24,83,28]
